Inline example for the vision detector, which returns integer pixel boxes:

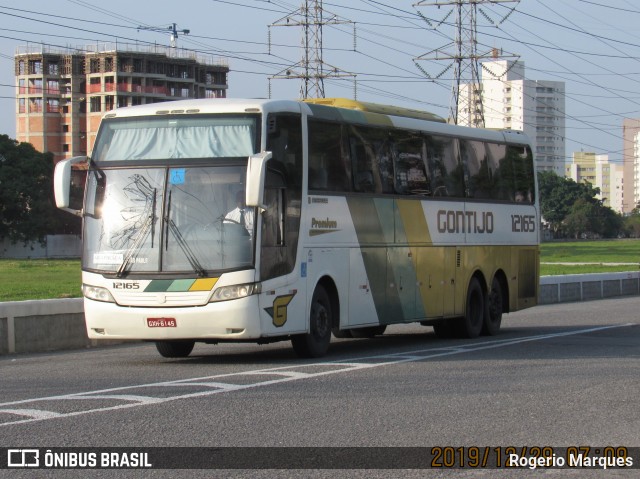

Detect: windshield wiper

[164,191,206,277]
[150,188,157,248]
[116,188,157,278]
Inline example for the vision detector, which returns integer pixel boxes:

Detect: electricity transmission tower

[414,0,519,126]
[269,0,355,99]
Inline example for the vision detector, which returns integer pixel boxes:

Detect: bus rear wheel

[455,277,485,338]
[291,285,332,358]
[483,277,503,336]
[155,340,195,358]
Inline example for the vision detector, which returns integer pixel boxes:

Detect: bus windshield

[83,113,261,275]
[83,165,256,275]
[93,115,258,162]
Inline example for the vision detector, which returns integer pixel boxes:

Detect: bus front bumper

[83,296,263,341]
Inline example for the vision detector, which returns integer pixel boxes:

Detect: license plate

[147,318,177,328]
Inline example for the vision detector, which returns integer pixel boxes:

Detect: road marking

[0,324,633,427]
[1,408,62,419]
[72,394,165,404]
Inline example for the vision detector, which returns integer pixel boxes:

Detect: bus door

[258,113,304,334]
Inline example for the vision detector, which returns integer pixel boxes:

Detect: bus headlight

[210,283,261,302]
[82,284,116,303]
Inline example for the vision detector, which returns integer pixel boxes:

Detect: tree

[623,209,640,238]
[0,135,80,245]
[538,170,622,239]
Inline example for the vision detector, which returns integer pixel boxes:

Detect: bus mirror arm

[54,155,87,216]
[246,151,272,212]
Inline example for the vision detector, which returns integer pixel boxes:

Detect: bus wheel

[155,340,195,358]
[351,325,387,338]
[483,277,503,336]
[291,285,332,358]
[456,277,484,338]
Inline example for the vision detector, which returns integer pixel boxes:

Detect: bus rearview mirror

[246,151,272,211]
[54,156,87,216]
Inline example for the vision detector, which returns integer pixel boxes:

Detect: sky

[1,0,640,163]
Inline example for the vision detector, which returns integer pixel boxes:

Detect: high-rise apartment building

[459,60,566,175]
[15,43,229,163]
[565,151,624,213]
[622,118,640,213]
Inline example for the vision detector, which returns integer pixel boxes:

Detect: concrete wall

[0,299,86,354]
[539,272,640,305]
[1,272,640,355]
[0,235,81,259]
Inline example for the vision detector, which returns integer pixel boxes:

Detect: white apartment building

[459,60,566,174]
[634,131,640,211]
[565,151,624,213]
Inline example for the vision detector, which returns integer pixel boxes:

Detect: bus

[54,97,539,359]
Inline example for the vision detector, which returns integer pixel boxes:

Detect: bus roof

[101,98,446,124]
[99,97,530,147]
[304,98,446,123]
[100,98,303,119]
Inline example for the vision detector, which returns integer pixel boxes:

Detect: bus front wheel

[292,285,332,358]
[155,340,195,358]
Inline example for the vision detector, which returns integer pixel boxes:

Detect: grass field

[0,259,81,302]
[540,239,640,276]
[0,239,639,301]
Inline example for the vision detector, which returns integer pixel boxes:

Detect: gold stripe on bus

[396,199,432,245]
[396,199,434,317]
[189,277,219,291]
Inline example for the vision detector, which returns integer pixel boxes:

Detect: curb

[2,272,639,355]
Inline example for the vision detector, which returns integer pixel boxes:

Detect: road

[1,297,639,478]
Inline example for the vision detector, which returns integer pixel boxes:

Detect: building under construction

[15,43,229,163]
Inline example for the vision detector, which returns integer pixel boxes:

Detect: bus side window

[392,133,430,196]
[350,136,375,193]
[427,135,464,198]
[308,120,351,192]
[507,145,535,203]
[485,142,509,201]
[461,139,493,199]
[348,126,394,194]
[267,114,302,189]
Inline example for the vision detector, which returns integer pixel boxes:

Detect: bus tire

[291,285,332,358]
[155,340,195,358]
[456,277,484,338]
[350,325,387,338]
[483,277,503,336]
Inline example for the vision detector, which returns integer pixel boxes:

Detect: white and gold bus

[54,97,539,359]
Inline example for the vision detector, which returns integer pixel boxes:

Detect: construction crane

[138,23,190,48]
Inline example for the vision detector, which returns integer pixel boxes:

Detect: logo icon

[8,449,39,468]
[265,293,296,327]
